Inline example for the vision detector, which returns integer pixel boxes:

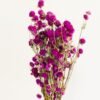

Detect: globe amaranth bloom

[46,11,56,26]
[40,49,47,56]
[37,94,42,99]
[79,38,86,44]
[31,68,39,77]
[52,49,63,59]
[29,11,35,17]
[32,15,39,21]
[78,48,83,54]
[41,72,48,79]
[30,62,34,67]
[38,9,46,20]
[38,0,44,8]
[55,27,62,37]
[33,35,42,45]
[56,72,63,78]
[54,20,61,27]
[63,20,74,34]
[83,14,88,20]
[29,39,34,46]
[28,25,37,35]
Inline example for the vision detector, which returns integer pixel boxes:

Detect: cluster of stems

[28,0,91,100]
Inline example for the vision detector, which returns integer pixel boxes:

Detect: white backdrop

[0,0,99,100]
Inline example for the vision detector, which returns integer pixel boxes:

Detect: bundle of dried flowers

[28,0,91,100]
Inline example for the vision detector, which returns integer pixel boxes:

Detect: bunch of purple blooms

[28,0,91,100]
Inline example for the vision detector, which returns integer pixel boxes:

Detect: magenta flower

[29,62,34,67]
[28,39,34,46]
[79,38,86,44]
[41,73,48,79]
[32,56,37,62]
[46,12,56,26]
[40,49,47,56]
[37,94,42,99]
[83,14,88,20]
[32,15,38,21]
[28,25,37,34]
[29,11,35,17]
[54,20,61,27]
[55,27,62,37]
[38,9,46,20]
[63,20,74,34]
[38,0,44,8]
[36,79,41,85]
[31,68,39,77]
[56,72,63,78]
[79,48,83,54]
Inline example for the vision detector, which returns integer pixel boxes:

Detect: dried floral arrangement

[28,0,91,100]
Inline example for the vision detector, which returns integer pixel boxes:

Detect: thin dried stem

[64,21,87,90]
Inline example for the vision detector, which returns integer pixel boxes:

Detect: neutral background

[0,0,99,100]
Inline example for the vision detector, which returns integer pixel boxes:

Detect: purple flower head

[34,61,39,65]
[41,73,48,79]
[36,78,44,87]
[46,89,51,95]
[46,63,51,71]
[40,82,44,87]
[33,35,41,45]
[31,68,39,77]
[62,26,69,42]
[29,11,35,17]
[55,27,61,37]
[56,87,61,93]
[46,85,51,90]
[52,49,58,57]
[86,11,91,15]
[62,31,67,42]
[79,38,86,44]
[52,65,58,74]
[54,20,61,27]
[58,53,63,59]
[63,20,71,29]
[38,0,44,8]
[38,9,45,20]
[40,61,46,68]
[52,49,63,59]
[63,20,74,34]
[46,12,56,25]
[47,57,54,65]
[36,94,42,99]
[42,22,47,27]
[56,72,63,78]
[29,62,34,67]
[36,79,41,85]
[40,49,47,56]
[38,9,44,15]
[28,25,37,34]
[37,20,43,30]
[78,48,83,54]
[29,39,34,46]
[83,14,88,20]
[32,15,38,21]
[71,48,76,54]
[32,56,37,62]
[46,29,54,38]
